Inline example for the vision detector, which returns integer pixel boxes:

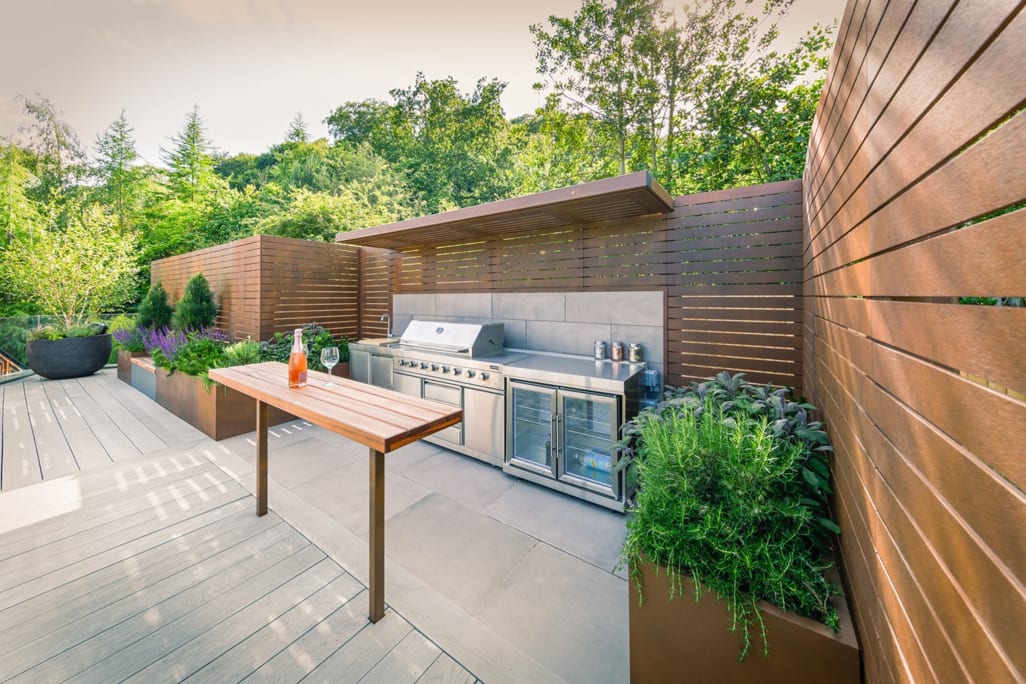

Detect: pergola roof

[334,171,674,249]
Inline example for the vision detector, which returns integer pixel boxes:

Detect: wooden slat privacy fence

[381,179,805,390]
[151,235,362,343]
[803,0,1026,681]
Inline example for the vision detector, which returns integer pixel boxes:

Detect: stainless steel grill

[398,320,504,357]
[391,321,518,465]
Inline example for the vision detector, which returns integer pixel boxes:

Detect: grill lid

[398,320,504,357]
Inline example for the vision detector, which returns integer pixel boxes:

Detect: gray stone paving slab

[391,446,515,512]
[290,463,432,533]
[474,541,629,684]
[384,492,539,613]
[485,479,627,573]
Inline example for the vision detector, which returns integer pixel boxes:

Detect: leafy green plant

[137,282,174,329]
[64,324,101,338]
[151,329,231,389]
[619,372,837,547]
[172,273,217,330]
[0,317,32,365]
[224,339,261,366]
[259,323,347,371]
[622,396,841,660]
[0,202,139,328]
[26,325,63,342]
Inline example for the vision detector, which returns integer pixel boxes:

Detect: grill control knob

[466,370,476,378]
[453,367,462,376]
[442,366,450,373]
[420,362,428,369]
[480,372,490,381]
[431,364,439,371]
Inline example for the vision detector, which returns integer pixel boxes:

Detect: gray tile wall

[393,291,664,376]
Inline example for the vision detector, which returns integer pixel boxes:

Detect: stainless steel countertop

[503,351,645,393]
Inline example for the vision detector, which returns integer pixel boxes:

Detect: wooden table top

[208,362,463,453]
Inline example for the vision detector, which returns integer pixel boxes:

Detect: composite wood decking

[1,370,208,492]
[0,444,476,683]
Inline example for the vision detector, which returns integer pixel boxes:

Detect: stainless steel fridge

[506,380,621,501]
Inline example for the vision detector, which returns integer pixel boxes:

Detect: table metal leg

[369,447,385,622]
[256,400,268,516]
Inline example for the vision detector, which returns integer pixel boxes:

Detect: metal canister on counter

[594,340,608,360]
[628,343,643,363]
[611,341,624,361]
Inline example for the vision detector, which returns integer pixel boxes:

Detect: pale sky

[0,0,847,164]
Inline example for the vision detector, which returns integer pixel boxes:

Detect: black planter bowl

[26,334,113,380]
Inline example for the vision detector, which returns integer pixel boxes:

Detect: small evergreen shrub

[172,274,217,330]
[137,282,174,329]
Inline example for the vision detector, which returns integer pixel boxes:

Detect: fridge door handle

[552,413,561,477]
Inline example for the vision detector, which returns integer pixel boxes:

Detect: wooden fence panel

[804,0,1026,680]
[358,180,805,390]
[151,235,361,342]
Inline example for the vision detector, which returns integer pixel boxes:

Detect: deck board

[71,374,168,454]
[1,383,42,490]
[0,416,478,683]
[22,381,79,479]
[59,377,144,463]
[39,380,112,470]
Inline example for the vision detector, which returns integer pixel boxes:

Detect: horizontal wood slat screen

[151,235,361,343]
[803,0,1026,681]
[373,178,804,390]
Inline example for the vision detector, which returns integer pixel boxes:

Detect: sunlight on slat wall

[151,235,362,342]
[803,0,1026,681]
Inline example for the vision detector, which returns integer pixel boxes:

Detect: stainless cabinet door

[423,380,462,447]
[506,381,557,477]
[350,349,370,384]
[463,388,504,465]
[370,353,393,390]
[558,388,620,498]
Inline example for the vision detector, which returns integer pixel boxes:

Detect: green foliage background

[0,0,836,316]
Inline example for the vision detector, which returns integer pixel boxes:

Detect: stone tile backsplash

[393,291,664,374]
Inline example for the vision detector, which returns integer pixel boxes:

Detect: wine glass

[320,346,340,386]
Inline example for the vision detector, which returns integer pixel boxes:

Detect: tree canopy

[0,0,835,317]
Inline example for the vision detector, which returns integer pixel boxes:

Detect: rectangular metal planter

[154,367,295,440]
[628,560,860,684]
[116,349,147,384]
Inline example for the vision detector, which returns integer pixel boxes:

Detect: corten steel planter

[117,349,148,384]
[27,335,112,380]
[154,368,295,440]
[629,560,860,684]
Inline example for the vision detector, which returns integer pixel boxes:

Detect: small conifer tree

[137,281,174,329]
[172,273,217,330]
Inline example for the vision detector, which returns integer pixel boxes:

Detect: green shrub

[172,274,217,330]
[65,325,100,338]
[26,325,64,341]
[224,339,261,367]
[259,323,347,371]
[137,282,174,329]
[620,373,842,660]
[0,317,31,365]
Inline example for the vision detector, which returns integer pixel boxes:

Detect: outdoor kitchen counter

[503,352,646,393]
[207,361,463,623]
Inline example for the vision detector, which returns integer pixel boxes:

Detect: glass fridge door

[507,381,558,477]
[558,389,621,498]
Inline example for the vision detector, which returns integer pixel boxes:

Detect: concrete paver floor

[193,419,631,683]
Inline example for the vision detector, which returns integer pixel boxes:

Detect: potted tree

[0,203,138,380]
[620,373,859,683]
